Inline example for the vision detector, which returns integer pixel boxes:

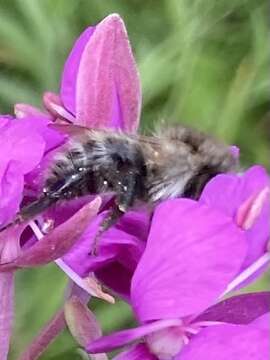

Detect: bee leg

[0,214,24,232]
[91,205,124,256]
[0,195,56,232]
[91,174,139,255]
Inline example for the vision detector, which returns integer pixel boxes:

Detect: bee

[2,123,237,252]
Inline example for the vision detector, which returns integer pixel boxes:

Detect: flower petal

[62,209,147,298]
[43,92,76,123]
[63,210,147,276]
[113,344,155,360]
[22,116,65,193]
[200,166,269,217]
[0,161,24,226]
[0,118,45,174]
[0,116,12,129]
[200,166,270,272]
[178,318,269,360]
[251,313,270,330]
[87,319,182,353]
[196,292,270,325]
[131,199,246,322]
[60,26,95,115]
[0,197,101,271]
[76,14,141,131]
[95,262,134,300]
[19,116,65,154]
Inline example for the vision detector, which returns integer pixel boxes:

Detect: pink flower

[85,199,269,358]
[200,165,270,288]
[0,13,141,360]
[64,292,270,360]
[0,12,269,360]
[5,13,143,296]
[43,14,141,132]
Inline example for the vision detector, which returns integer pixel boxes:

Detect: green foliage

[0,0,268,358]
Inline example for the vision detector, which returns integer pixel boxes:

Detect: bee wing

[49,123,91,137]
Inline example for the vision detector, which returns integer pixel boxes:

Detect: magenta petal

[131,199,247,322]
[113,344,155,360]
[195,292,270,325]
[18,116,65,154]
[76,14,141,131]
[63,208,147,297]
[0,119,45,174]
[200,166,270,218]
[60,26,95,114]
[63,210,147,277]
[0,162,24,226]
[0,197,101,271]
[178,320,269,360]
[95,262,134,300]
[13,132,44,173]
[0,116,12,129]
[251,313,270,329]
[87,319,182,353]
[200,166,270,271]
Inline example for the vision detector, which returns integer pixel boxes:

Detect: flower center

[146,325,185,360]
[145,320,224,360]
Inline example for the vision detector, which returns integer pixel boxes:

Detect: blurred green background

[0,0,268,359]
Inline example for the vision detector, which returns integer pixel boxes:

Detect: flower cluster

[0,14,269,360]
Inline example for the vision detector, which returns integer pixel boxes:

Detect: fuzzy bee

[2,123,237,250]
